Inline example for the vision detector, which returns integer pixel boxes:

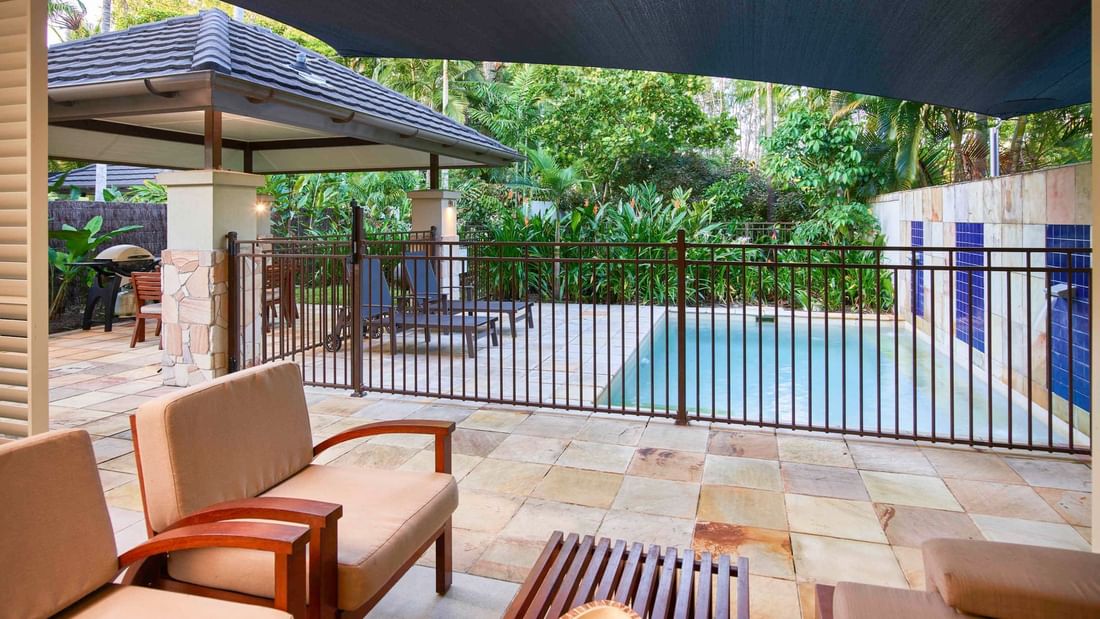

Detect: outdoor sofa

[0,428,309,619]
[401,255,533,337]
[128,360,458,619]
[816,538,1100,618]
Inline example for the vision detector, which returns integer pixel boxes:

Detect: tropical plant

[124,180,168,203]
[47,216,142,317]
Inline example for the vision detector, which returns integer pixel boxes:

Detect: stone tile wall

[160,249,229,386]
[871,163,1091,431]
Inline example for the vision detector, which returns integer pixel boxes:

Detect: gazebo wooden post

[203,109,223,170]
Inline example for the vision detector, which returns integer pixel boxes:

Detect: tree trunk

[1007,116,1028,173]
[101,0,111,32]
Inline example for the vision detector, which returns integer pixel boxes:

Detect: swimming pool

[603,313,1075,446]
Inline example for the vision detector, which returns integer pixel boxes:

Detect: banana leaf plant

[47,216,142,318]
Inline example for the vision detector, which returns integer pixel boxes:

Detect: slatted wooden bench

[504,530,750,619]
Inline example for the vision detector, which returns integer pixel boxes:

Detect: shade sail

[231,0,1090,118]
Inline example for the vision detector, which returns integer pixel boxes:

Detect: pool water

[604,314,1074,446]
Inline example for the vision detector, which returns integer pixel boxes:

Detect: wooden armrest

[314,419,454,474]
[168,496,342,530]
[120,522,309,619]
[167,496,341,619]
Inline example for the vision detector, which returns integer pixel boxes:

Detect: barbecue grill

[71,244,159,332]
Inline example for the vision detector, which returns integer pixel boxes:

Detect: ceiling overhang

[47,71,521,172]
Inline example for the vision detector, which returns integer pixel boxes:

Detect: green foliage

[47,216,142,317]
[124,181,168,204]
[615,152,726,199]
[763,105,871,206]
[262,172,422,237]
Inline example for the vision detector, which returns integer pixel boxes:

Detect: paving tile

[531,466,623,509]
[893,545,926,589]
[692,522,794,579]
[90,437,133,464]
[873,503,983,548]
[452,428,508,457]
[704,454,782,491]
[556,440,635,473]
[104,480,145,512]
[453,490,526,533]
[698,485,788,530]
[488,434,569,464]
[412,403,478,424]
[499,498,606,542]
[374,565,517,618]
[971,514,1090,550]
[848,441,936,475]
[114,520,151,554]
[307,397,372,416]
[749,574,802,619]
[99,469,136,492]
[1074,526,1091,544]
[777,436,854,467]
[861,471,962,511]
[1034,487,1091,527]
[77,413,132,437]
[575,417,646,445]
[638,422,710,452]
[399,450,482,481]
[513,413,587,439]
[921,448,1024,484]
[596,510,695,549]
[708,429,779,460]
[468,536,548,582]
[108,506,145,533]
[331,443,420,469]
[790,533,907,587]
[612,476,700,519]
[92,395,156,414]
[99,452,137,474]
[945,478,1063,522]
[781,463,869,500]
[1003,457,1092,491]
[462,459,550,496]
[785,494,886,543]
[627,447,705,482]
[460,409,530,432]
[370,432,435,450]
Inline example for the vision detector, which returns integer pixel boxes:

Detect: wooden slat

[674,548,695,618]
[614,542,645,606]
[715,554,731,619]
[0,401,27,421]
[547,535,594,619]
[735,556,750,619]
[631,545,663,616]
[502,530,563,619]
[0,417,27,436]
[695,551,713,619]
[0,351,27,370]
[526,533,579,619]
[649,547,679,619]
[0,384,28,404]
[594,538,627,601]
[570,536,610,610]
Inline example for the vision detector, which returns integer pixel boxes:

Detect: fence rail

[228,209,1092,454]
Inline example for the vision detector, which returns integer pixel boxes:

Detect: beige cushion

[54,584,291,618]
[168,465,458,611]
[833,582,967,619]
[923,538,1100,619]
[0,430,118,619]
[133,361,314,532]
[139,303,162,315]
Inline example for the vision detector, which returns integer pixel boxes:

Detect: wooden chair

[129,361,457,619]
[129,271,162,348]
[262,262,298,333]
[0,429,310,619]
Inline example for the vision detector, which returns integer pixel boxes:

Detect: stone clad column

[157,170,265,386]
[408,189,463,296]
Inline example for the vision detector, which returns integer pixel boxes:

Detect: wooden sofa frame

[129,415,455,619]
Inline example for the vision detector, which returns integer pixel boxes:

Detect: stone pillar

[408,189,464,297]
[157,170,265,387]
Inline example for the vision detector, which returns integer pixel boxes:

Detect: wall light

[254,193,273,214]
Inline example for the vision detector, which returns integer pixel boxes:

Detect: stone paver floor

[41,324,1094,619]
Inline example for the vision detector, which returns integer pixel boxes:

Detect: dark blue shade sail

[230,0,1090,117]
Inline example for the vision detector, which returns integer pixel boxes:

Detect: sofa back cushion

[0,429,118,618]
[134,361,315,532]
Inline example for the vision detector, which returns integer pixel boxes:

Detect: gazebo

[44,9,521,390]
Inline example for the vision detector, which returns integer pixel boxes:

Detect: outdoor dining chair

[401,254,533,337]
[128,271,162,349]
[0,428,309,619]
[128,360,458,619]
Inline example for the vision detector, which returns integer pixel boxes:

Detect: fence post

[351,202,364,395]
[226,231,239,373]
[676,229,688,425]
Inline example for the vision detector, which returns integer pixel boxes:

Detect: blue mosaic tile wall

[955,223,985,353]
[911,222,924,317]
[1047,224,1091,412]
